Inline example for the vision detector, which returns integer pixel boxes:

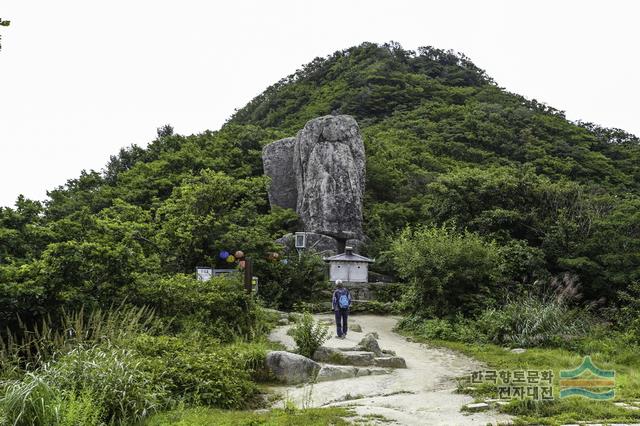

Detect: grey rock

[349,323,362,332]
[374,356,407,368]
[510,348,527,354]
[316,365,358,382]
[355,367,391,377]
[294,115,365,240]
[265,351,320,384]
[277,318,289,326]
[381,349,397,356]
[339,351,376,366]
[358,333,383,356]
[262,137,297,211]
[312,346,344,363]
[312,346,375,366]
[275,232,340,255]
[464,402,490,412]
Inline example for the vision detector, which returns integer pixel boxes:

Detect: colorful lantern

[239,260,246,269]
[234,250,245,259]
[219,250,229,260]
[226,254,236,263]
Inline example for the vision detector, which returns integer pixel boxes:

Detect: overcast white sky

[1,1,638,208]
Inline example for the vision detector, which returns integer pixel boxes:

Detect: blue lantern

[219,250,230,260]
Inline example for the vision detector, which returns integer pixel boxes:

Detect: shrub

[131,274,260,341]
[398,315,479,343]
[391,226,503,317]
[370,283,406,303]
[475,293,593,347]
[131,334,260,408]
[618,281,640,343]
[257,252,327,310]
[45,346,165,424]
[290,313,329,358]
[56,391,103,426]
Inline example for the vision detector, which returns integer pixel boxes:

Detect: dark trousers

[334,308,349,336]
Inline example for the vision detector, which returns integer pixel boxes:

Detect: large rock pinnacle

[262,137,297,211]
[262,115,366,246]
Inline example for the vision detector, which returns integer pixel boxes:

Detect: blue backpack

[338,292,350,309]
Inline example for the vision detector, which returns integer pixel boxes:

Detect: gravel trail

[268,314,512,425]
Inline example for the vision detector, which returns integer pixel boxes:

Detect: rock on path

[268,314,512,425]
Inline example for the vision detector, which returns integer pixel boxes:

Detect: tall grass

[0,373,59,426]
[476,294,593,347]
[476,274,595,347]
[1,304,162,369]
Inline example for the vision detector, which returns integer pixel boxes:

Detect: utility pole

[243,257,253,293]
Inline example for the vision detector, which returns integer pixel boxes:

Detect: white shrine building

[324,246,375,283]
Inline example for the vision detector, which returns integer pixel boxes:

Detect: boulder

[355,367,391,377]
[294,115,365,240]
[358,333,383,356]
[339,351,376,366]
[265,351,320,384]
[261,137,297,211]
[349,323,362,332]
[313,346,344,363]
[312,346,376,366]
[316,365,358,382]
[374,356,407,369]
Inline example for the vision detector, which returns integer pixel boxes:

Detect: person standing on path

[332,279,352,339]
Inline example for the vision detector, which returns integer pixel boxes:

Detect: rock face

[265,351,320,384]
[275,232,340,255]
[294,116,365,240]
[262,137,297,211]
[262,115,366,251]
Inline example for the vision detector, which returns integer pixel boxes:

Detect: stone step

[374,356,407,368]
[316,364,391,382]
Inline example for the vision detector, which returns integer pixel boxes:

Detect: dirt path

[268,314,512,425]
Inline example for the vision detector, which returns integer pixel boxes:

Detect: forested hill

[2,42,639,324]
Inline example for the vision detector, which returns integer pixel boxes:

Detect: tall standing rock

[261,115,366,249]
[262,137,298,211]
[294,115,365,240]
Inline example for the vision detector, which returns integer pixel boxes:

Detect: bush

[475,293,593,347]
[290,313,329,358]
[257,252,328,310]
[398,315,479,343]
[131,274,261,341]
[131,334,261,408]
[391,226,503,317]
[45,346,165,424]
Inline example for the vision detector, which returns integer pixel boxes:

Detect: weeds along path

[268,314,512,425]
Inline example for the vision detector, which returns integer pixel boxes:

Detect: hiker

[332,279,352,339]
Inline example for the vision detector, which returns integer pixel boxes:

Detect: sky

[1,1,638,208]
